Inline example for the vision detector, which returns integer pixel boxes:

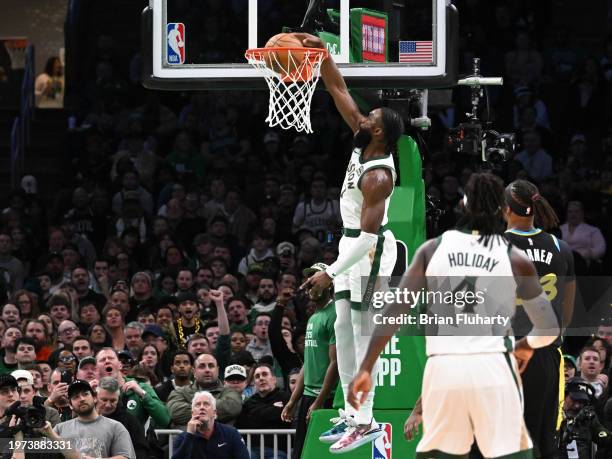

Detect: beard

[75,402,95,416]
[353,128,372,149]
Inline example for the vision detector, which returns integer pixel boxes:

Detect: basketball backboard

[142,0,458,90]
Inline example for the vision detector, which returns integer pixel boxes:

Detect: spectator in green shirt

[281,263,337,459]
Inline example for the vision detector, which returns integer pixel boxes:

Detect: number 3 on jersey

[516,273,558,306]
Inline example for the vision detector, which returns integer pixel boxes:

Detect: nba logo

[167,23,185,65]
[372,423,392,459]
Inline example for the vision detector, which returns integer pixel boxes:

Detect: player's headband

[505,186,539,217]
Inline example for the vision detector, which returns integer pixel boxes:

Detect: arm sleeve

[167,388,192,428]
[523,291,560,348]
[111,423,137,459]
[591,227,606,259]
[231,427,251,459]
[215,388,243,424]
[171,433,195,459]
[214,334,232,376]
[326,232,378,278]
[140,383,171,427]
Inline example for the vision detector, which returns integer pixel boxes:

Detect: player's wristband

[326,231,378,278]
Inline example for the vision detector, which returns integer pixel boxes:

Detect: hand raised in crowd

[276,287,294,305]
[122,380,146,398]
[48,382,69,404]
[209,289,224,306]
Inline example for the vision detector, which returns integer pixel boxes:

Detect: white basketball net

[245,48,327,133]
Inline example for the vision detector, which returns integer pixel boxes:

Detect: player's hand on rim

[347,370,372,410]
[292,33,325,49]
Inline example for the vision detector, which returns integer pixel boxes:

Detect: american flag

[399,41,433,63]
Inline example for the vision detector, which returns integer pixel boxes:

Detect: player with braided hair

[349,172,560,459]
[505,179,576,459]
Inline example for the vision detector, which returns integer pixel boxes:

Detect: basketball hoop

[245,47,328,133]
[3,38,28,70]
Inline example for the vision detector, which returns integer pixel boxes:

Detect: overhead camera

[448,58,516,164]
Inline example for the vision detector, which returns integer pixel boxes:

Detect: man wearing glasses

[57,321,79,348]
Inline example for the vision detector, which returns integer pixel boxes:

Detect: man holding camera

[171,390,248,459]
[0,374,77,459]
[558,378,612,459]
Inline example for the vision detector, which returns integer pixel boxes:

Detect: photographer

[559,378,612,459]
[0,375,78,459]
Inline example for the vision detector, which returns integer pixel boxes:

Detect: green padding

[416,450,469,459]
[303,409,418,458]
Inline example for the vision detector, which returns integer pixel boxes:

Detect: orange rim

[245,47,328,82]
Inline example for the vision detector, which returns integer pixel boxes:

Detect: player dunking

[505,179,576,459]
[349,173,560,458]
[298,34,403,453]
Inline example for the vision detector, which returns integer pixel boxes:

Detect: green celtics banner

[303,136,427,457]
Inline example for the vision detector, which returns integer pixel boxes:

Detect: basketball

[264,33,305,75]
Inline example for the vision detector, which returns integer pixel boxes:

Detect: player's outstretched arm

[298,34,365,133]
[511,247,560,349]
[348,240,434,409]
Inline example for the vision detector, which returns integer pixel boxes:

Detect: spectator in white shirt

[560,200,606,263]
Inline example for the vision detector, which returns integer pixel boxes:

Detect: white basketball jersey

[339,148,396,229]
[424,230,517,356]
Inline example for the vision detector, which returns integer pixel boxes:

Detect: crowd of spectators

[2,0,612,458]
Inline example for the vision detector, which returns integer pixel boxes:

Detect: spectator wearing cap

[514,130,553,182]
[167,353,242,429]
[223,365,249,401]
[564,355,577,380]
[76,356,97,383]
[12,369,61,427]
[71,266,107,311]
[155,350,193,403]
[96,348,171,429]
[561,201,606,266]
[175,291,203,349]
[54,379,136,459]
[276,242,297,272]
[222,187,257,247]
[237,229,274,277]
[171,390,249,459]
[96,377,150,459]
[292,174,341,242]
[237,363,291,458]
[0,374,75,459]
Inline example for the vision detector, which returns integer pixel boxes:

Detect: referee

[504,179,576,459]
